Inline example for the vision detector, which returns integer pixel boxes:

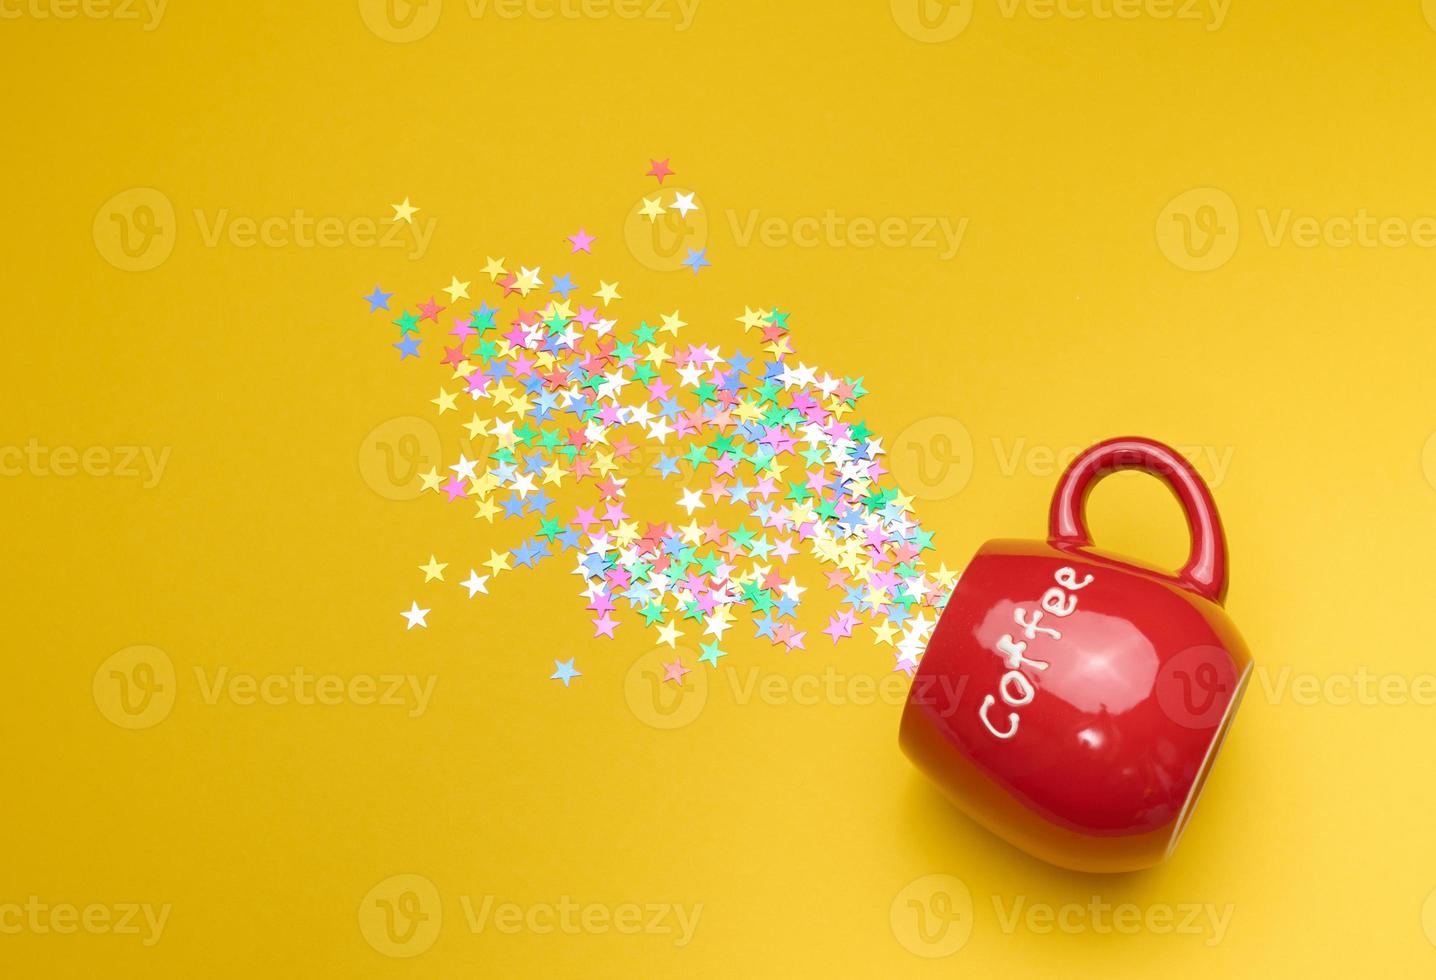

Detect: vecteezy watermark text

[192,208,435,257]
[990,894,1232,945]
[93,647,439,731]
[193,667,436,717]
[94,187,438,272]
[359,0,699,42]
[466,0,699,28]
[890,874,1232,958]
[726,209,968,261]
[0,440,169,487]
[357,874,701,958]
[460,895,702,946]
[1157,187,1436,271]
[0,897,171,946]
[0,0,166,29]
[890,0,1226,43]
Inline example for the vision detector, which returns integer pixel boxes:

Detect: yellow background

[5,0,1436,974]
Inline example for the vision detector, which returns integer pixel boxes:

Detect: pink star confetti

[368,165,959,685]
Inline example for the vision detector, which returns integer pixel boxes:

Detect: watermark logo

[359,0,443,41]
[890,874,973,957]
[1422,431,1436,491]
[93,646,175,730]
[359,874,443,958]
[93,187,176,272]
[891,0,973,42]
[1156,187,1240,271]
[624,647,708,729]
[623,188,707,272]
[1159,187,1436,269]
[1423,0,1436,32]
[892,416,974,501]
[1422,887,1436,947]
[358,416,445,501]
[1156,645,1238,729]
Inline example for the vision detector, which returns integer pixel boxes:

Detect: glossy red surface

[900,437,1253,872]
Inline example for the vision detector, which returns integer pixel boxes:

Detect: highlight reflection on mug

[358,874,443,958]
[93,188,176,272]
[93,645,176,730]
[890,874,973,957]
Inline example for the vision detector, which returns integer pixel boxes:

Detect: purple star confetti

[371,165,958,684]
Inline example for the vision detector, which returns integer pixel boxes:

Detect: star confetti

[390,197,419,224]
[681,248,710,275]
[550,658,581,687]
[369,166,957,685]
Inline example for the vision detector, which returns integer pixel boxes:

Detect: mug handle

[1048,436,1228,605]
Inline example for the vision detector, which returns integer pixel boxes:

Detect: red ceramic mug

[899,436,1253,872]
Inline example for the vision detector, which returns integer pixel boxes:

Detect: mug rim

[1164,659,1252,858]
